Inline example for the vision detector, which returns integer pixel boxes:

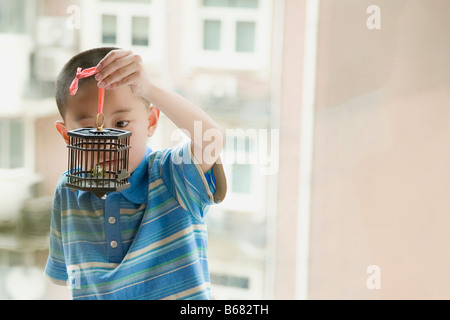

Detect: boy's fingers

[105,73,138,90]
[96,50,132,73]
[99,63,139,88]
[96,55,134,82]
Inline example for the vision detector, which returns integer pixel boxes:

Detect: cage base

[67,182,130,198]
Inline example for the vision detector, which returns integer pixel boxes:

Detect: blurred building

[0,0,287,300]
[1,0,449,300]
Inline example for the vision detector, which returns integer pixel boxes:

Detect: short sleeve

[155,141,227,222]
[44,177,68,286]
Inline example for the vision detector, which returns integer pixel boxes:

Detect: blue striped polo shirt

[44,141,226,300]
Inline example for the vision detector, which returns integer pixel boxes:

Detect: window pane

[232,164,252,194]
[236,21,256,53]
[132,16,150,46]
[102,15,117,44]
[9,120,24,169]
[203,0,259,9]
[203,20,221,51]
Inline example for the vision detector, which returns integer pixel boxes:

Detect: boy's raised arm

[95,50,225,173]
[145,82,225,173]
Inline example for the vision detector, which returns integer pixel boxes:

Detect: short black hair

[55,47,150,119]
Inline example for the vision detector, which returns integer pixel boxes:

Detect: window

[203,20,222,51]
[231,164,252,194]
[84,0,164,59]
[181,0,272,71]
[220,131,266,215]
[200,0,259,55]
[202,0,259,54]
[0,119,24,169]
[100,10,150,48]
[131,16,150,46]
[235,21,256,53]
[102,15,117,44]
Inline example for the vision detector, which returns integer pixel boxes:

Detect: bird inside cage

[65,67,132,198]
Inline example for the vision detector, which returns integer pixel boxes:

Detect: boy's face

[57,82,159,174]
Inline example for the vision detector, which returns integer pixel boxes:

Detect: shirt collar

[120,146,152,205]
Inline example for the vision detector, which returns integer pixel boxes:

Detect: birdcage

[66,128,132,198]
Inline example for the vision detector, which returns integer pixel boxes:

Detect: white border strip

[296,0,320,300]
[266,0,285,300]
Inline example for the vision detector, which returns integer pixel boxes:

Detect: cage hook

[96,113,105,131]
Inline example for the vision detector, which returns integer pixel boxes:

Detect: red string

[70,67,104,115]
[98,87,105,115]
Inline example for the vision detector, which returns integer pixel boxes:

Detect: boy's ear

[55,121,70,145]
[147,106,160,137]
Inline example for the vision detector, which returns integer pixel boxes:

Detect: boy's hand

[95,50,150,98]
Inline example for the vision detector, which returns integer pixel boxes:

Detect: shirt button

[108,217,116,224]
[110,240,118,249]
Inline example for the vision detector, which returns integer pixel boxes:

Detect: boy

[44,47,227,300]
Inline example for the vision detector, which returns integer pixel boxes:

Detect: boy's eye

[115,121,129,128]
